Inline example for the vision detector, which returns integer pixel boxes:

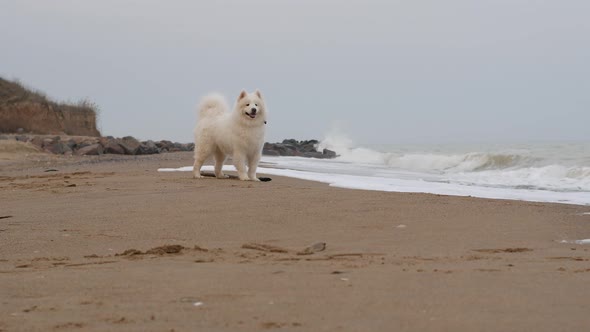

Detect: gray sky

[1,0,589,144]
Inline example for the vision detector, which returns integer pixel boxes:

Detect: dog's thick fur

[193,90,267,181]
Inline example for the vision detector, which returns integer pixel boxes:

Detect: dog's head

[236,90,266,125]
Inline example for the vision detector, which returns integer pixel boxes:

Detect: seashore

[1,149,590,331]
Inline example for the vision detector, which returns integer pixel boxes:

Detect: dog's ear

[255,89,262,99]
[238,90,248,100]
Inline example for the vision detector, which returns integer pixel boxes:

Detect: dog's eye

[255,104,258,106]
[246,104,250,106]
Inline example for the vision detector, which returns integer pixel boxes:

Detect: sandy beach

[1,147,590,331]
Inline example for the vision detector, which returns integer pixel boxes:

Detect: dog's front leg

[232,153,250,181]
[247,154,261,181]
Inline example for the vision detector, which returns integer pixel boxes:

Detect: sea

[159,135,590,206]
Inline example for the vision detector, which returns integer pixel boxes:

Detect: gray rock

[300,143,317,153]
[120,136,141,155]
[41,137,58,153]
[262,139,336,159]
[303,151,326,159]
[137,140,160,155]
[103,141,126,155]
[166,142,185,152]
[41,136,72,154]
[76,140,94,149]
[323,149,337,158]
[274,143,298,156]
[75,143,103,155]
[282,139,299,145]
[30,136,44,148]
[96,136,140,155]
[179,143,194,151]
[65,139,77,150]
[262,149,280,156]
[155,140,173,152]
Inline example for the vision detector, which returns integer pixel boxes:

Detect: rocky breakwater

[1,135,194,156]
[1,135,337,159]
[262,139,337,159]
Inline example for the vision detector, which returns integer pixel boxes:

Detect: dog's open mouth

[245,112,256,119]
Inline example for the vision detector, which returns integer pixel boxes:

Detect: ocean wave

[448,165,590,192]
[318,133,535,172]
[385,152,535,172]
[317,132,590,192]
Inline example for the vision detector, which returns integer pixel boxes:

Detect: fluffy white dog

[193,90,267,181]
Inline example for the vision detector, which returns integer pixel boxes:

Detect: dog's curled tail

[197,93,228,119]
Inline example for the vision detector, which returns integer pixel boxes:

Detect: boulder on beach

[75,143,103,156]
[262,139,337,159]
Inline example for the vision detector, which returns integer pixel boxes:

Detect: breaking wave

[317,133,590,192]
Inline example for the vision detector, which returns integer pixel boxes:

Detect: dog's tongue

[248,113,256,119]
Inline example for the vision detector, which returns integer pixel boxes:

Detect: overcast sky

[1,0,589,144]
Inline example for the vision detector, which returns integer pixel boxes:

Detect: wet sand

[1,150,590,331]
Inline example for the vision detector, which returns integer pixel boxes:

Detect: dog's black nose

[251,108,257,114]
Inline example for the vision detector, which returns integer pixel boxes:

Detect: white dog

[193,90,267,181]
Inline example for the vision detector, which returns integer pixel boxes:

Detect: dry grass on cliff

[0,78,48,105]
[0,77,99,115]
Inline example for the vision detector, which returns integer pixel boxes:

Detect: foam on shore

[561,239,590,245]
[158,164,590,206]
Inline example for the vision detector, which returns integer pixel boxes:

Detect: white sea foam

[561,239,590,245]
[158,164,590,206]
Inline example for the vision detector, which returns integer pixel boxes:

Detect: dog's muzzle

[245,108,257,119]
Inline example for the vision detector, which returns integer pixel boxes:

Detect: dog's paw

[216,174,230,179]
[193,173,204,179]
[250,177,261,182]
